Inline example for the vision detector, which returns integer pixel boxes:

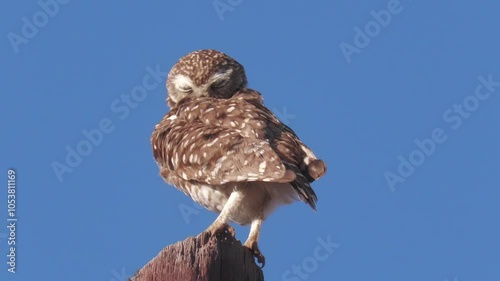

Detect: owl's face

[166,49,248,107]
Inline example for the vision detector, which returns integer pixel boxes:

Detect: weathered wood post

[131,231,264,281]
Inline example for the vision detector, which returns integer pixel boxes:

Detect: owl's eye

[211,79,227,89]
[178,85,193,93]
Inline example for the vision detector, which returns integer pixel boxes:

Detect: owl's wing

[241,91,326,209]
[151,107,295,187]
[151,90,325,209]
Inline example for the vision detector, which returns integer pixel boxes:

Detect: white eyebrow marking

[172,75,195,89]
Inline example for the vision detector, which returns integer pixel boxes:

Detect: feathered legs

[203,190,242,237]
[202,188,266,267]
[244,219,265,267]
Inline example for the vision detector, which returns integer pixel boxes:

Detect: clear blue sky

[1,1,499,280]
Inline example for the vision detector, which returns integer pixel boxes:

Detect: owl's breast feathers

[151,89,326,209]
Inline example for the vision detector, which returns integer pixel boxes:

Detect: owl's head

[166,49,248,107]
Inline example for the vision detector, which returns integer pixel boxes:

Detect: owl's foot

[244,241,266,268]
[204,221,235,237]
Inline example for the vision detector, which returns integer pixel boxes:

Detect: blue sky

[1,0,499,280]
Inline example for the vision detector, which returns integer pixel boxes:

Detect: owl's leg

[203,191,243,237]
[244,219,265,267]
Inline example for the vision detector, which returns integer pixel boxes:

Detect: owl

[151,49,326,266]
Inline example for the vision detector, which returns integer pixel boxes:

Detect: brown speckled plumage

[151,49,326,266]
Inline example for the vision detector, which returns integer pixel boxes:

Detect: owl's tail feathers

[307,159,327,181]
[292,173,318,211]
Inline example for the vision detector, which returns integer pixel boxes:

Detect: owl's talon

[204,222,235,238]
[244,242,266,268]
[225,224,236,237]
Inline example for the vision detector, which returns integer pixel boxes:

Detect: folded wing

[151,89,326,209]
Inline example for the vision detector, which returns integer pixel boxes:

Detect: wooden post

[131,231,265,281]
